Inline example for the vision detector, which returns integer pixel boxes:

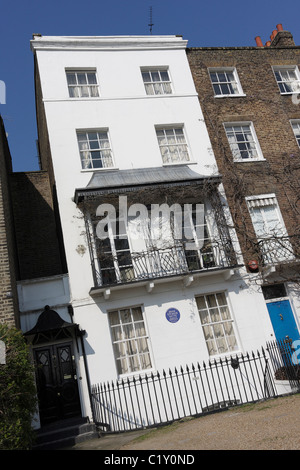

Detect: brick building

[0,116,20,326]
[0,114,67,328]
[187,24,300,342]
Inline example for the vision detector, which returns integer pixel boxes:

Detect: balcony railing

[92,240,237,288]
[257,235,297,266]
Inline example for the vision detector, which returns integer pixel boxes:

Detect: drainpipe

[68,304,96,424]
[79,330,97,424]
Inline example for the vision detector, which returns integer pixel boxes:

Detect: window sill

[233,158,266,163]
[117,367,157,382]
[81,167,119,173]
[214,94,246,99]
[279,91,300,95]
[162,161,196,167]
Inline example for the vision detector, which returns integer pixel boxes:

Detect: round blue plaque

[166,308,180,323]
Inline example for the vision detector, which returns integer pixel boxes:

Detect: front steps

[32,416,99,450]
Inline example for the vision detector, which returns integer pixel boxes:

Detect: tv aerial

[148,6,154,34]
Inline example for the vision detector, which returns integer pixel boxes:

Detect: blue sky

[0,0,299,172]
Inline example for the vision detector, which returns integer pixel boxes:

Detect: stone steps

[33,417,99,450]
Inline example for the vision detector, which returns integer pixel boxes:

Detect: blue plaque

[166,308,180,323]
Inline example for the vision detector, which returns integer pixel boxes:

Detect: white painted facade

[25,35,279,425]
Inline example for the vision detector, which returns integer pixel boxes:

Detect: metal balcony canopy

[74,166,221,203]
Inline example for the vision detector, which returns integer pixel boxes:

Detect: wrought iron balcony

[91,240,237,289]
[257,235,298,266]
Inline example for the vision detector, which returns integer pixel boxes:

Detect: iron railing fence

[266,338,300,392]
[91,349,277,433]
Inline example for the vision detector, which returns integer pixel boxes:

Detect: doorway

[34,341,81,425]
[262,284,300,344]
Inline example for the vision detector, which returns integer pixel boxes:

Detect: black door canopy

[24,305,81,344]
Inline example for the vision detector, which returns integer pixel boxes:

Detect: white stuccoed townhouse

[21,34,278,432]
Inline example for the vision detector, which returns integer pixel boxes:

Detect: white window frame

[66,69,99,98]
[94,213,134,285]
[246,194,294,264]
[179,204,218,270]
[290,119,300,148]
[208,67,244,97]
[196,292,238,357]
[141,67,173,95]
[108,305,153,376]
[224,121,264,162]
[273,66,300,95]
[155,125,191,165]
[77,129,115,170]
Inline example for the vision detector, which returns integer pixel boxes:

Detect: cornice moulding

[30,35,188,52]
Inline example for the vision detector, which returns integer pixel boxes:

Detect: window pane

[132,307,143,321]
[111,325,122,342]
[160,71,170,81]
[77,73,87,84]
[151,71,160,82]
[90,86,99,97]
[142,71,151,82]
[120,308,131,324]
[216,292,226,305]
[87,73,97,84]
[66,73,76,85]
[109,310,119,326]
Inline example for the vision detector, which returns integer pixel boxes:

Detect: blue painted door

[267,300,300,343]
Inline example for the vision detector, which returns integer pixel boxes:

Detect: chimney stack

[255,23,295,47]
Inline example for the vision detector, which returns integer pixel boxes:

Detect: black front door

[34,342,81,425]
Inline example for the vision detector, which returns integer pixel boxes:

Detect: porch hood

[74,166,222,203]
[24,305,81,344]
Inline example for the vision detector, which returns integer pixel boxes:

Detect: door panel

[267,300,300,343]
[34,342,81,425]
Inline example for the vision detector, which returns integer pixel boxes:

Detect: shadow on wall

[10,171,67,280]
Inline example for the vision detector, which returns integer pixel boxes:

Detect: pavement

[62,394,300,451]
